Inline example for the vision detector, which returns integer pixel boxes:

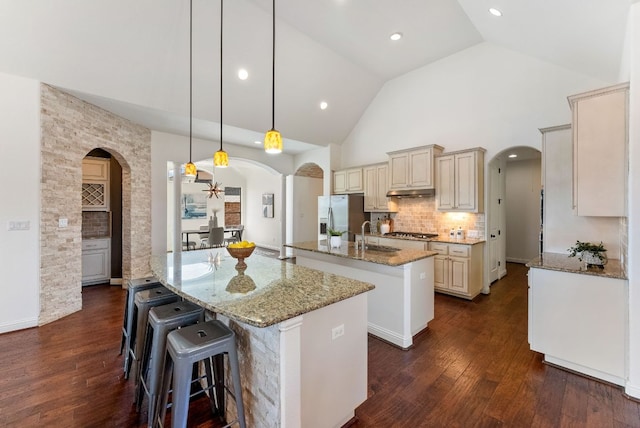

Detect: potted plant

[327,229,345,248]
[568,240,608,267]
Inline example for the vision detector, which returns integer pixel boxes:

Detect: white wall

[292,176,323,243]
[0,72,41,332]
[505,158,542,264]
[626,1,640,401]
[341,42,610,166]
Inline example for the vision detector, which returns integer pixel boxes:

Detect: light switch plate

[59,218,68,228]
[7,220,30,231]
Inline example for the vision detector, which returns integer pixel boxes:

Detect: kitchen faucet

[361,221,371,249]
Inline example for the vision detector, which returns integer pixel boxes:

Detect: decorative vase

[330,235,342,248]
[582,251,607,267]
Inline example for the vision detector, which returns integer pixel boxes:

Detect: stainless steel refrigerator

[318,194,368,242]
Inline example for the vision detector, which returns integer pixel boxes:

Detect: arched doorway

[487,146,541,284]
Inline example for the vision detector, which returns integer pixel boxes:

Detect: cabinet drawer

[429,242,448,254]
[448,245,469,257]
[82,239,110,251]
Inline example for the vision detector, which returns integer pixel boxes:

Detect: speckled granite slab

[150,250,374,328]
[526,252,626,280]
[285,240,437,266]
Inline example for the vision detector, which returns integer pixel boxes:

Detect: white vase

[330,235,342,248]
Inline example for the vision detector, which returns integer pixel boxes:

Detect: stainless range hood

[386,188,435,198]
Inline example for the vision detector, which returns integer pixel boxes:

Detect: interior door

[489,160,502,283]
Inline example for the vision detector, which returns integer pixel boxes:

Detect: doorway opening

[487,146,541,284]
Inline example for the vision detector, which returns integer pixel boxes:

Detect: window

[224,187,241,225]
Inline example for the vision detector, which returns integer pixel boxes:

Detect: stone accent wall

[384,196,486,238]
[295,162,323,179]
[40,85,152,325]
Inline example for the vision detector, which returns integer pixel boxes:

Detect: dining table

[181,226,243,249]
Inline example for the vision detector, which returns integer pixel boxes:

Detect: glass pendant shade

[184,161,197,177]
[214,149,228,167]
[264,129,282,154]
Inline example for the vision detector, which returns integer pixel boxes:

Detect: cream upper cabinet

[363,163,397,212]
[568,82,628,217]
[388,145,443,189]
[436,148,485,212]
[333,167,363,194]
[82,157,110,211]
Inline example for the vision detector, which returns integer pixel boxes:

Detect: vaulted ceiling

[0,0,630,154]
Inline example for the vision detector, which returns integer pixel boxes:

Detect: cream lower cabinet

[363,163,397,212]
[428,242,483,299]
[82,238,111,285]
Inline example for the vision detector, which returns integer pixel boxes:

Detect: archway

[487,146,541,284]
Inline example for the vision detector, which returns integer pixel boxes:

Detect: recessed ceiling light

[488,8,503,17]
[320,101,328,110]
[508,153,517,158]
[389,32,403,41]
[238,68,249,80]
[254,140,262,145]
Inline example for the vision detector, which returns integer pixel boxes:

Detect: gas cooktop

[385,231,439,240]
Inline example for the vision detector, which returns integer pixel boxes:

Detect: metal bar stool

[156,320,246,428]
[135,301,204,426]
[127,287,180,380]
[121,277,163,376]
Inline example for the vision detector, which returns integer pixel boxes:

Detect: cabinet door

[333,171,347,194]
[82,250,110,282]
[82,158,110,181]
[454,151,477,211]
[409,148,433,188]
[572,87,626,216]
[82,181,109,211]
[389,153,409,189]
[346,168,363,192]
[449,256,469,293]
[436,155,455,210]
[363,166,377,211]
[433,255,448,289]
[375,164,394,210]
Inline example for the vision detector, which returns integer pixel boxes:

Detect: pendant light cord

[220,0,223,151]
[271,0,275,130]
[189,0,193,162]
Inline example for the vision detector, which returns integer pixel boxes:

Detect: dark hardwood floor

[0,262,638,427]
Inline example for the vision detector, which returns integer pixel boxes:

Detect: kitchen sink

[365,244,400,253]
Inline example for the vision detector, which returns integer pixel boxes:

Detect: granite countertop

[365,233,485,246]
[526,252,627,280]
[150,250,374,328]
[285,240,437,266]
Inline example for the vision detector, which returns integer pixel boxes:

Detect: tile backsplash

[371,196,485,238]
[82,211,111,238]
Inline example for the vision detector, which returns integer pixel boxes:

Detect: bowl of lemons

[226,241,256,269]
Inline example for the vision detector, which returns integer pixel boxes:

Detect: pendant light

[264,0,282,154]
[214,0,229,167]
[184,0,197,179]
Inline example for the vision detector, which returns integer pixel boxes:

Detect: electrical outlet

[331,324,344,340]
[59,218,68,228]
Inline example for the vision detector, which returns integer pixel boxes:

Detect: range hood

[386,188,435,198]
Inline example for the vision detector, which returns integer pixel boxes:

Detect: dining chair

[198,225,210,249]
[208,227,225,248]
[225,225,244,246]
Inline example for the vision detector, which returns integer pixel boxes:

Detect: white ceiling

[0,0,631,155]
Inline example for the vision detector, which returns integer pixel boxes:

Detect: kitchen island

[527,253,627,386]
[151,249,374,428]
[285,240,437,349]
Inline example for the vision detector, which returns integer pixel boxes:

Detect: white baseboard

[110,278,123,285]
[505,257,530,264]
[0,317,38,334]
[368,322,412,349]
[625,382,640,400]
